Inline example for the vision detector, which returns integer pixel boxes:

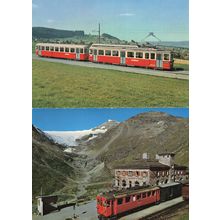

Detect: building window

[71,48,75,53]
[125,196,130,203]
[117,198,123,205]
[127,52,134,58]
[136,171,140,176]
[116,171,121,175]
[142,171,148,177]
[98,50,104,55]
[150,53,155,59]
[164,54,170,60]
[60,47,64,52]
[135,181,140,186]
[65,48,69,52]
[128,171,133,176]
[122,180,126,187]
[136,52,143,58]
[105,50,111,56]
[112,50,119,56]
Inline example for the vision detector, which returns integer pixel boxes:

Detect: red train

[96,182,182,220]
[35,43,174,70]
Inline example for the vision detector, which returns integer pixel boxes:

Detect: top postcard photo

[32,0,189,108]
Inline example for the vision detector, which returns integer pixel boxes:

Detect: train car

[96,186,160,220]
[159,182,182,202]
[89,44,174,70]
[35,43,89,61]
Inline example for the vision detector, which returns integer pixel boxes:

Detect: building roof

[157,152,176,156]
[173,164,188,170]
[114,160,170,171]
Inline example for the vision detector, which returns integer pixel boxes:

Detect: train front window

[117,198,123,205]
[89,49,93,54]
[164,54,170,61]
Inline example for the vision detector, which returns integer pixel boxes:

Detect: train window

[85,48,89,53]
[42,46,45,50]
[142,192,146,198]
[89,49,93,54]
[164,54,170,60]
[117,198,123,205]
[145,53,149,59]
[106,200,111,207]
[137,194,141,200]
[80,48,84,53]
[151,53,155,59]
[98,50,104,55]
[105,50,111,56]
[65,48,69,53]
[112,50,119,56]
[147,191,151,197]
[152,191,155,196]
[55,47,59,52]
[60,47,64,52]
[70,48,75,53]
[125,196,130,203]
[46,46,49,51]
[50,47,54,51]
[136,52,143,58]
[127,52,134,58]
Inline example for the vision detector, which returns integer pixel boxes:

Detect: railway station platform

[119,196,184,220]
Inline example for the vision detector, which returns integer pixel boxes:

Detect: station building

[114,152,188,189]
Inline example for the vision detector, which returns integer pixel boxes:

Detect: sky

[32,108,189,131]
[32,0,189,41]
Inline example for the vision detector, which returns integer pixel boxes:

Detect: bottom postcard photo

[32,108,189,220]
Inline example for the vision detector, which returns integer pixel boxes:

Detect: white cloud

[47,19,54,23]
[119,13,135,17]
[32,3,38,9]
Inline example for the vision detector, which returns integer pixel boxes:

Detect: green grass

[33,59,188,107]
[174,63,189,71]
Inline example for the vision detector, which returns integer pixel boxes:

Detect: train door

[120,51,126,65]
[93,49,97,62]
[76,48,80,60]
[156,53,163,68]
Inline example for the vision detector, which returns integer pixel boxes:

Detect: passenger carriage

[35,43,89,61]
[89,44,174,70]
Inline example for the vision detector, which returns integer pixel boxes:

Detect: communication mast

[92,23,101,43]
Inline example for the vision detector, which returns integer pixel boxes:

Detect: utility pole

[92,23,101,43]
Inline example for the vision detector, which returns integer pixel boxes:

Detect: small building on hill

[114,152,188,189]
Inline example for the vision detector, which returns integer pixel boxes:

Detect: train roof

[90,44,171,53]
[98,186,160,200]
[159,182,181,188]
[36,43,89,48]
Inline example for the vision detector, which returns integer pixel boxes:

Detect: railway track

[139,201,188,220]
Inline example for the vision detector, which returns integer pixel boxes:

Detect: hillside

[32,125,80,200]
[32,27,84,39]
[82,112,189,172]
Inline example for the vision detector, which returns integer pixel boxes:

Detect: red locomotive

[35,43,89,61]
[96,182,182,220]
[35,43,174,70]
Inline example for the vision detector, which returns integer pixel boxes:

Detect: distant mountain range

[32,112,188,202]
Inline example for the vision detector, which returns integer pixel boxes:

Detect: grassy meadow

[32,59,188,107]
